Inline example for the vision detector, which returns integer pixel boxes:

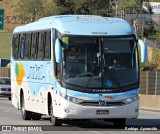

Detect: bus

[11,15,148,127]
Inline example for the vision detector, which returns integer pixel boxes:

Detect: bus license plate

[96,110,109,115]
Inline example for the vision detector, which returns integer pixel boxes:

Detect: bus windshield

[62,36,139,92]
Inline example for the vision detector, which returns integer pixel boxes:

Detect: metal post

[155,71,157,95]
[142,16,144,38]
[120,9,123,19]
[123,8,125,19]
[133,19,139,39]
[35,9,37,21]
[146,71,148,95]
[115,0,118,18]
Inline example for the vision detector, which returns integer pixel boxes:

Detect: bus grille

[79,101,125,107]
[1,88,11,91]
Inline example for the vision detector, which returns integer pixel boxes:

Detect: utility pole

[110,0,119,18]
[133,18,139,39]
[34,0,38,21]
[45,0,47,16]
[35,8,37,21]
[115,0,118,18]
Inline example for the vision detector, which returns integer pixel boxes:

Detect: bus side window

[12,34,19,59]
[12,36,15,56]
[31,33,34,59]
[25,33,31,59]
[18,34,23,59]
[38,32,43,60]
[35,33,39,59]
[45,31,51,59]
[24,34,28,59]
[42,32,47,60]
[21,34,25,59]
[31,33,38,60]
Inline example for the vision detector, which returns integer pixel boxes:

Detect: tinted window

[31,33,38,59]
[45,31,51,59]
[12,34,19,59]
[12,30,51,60]
[38,33,44,59]
[25,33,32,59]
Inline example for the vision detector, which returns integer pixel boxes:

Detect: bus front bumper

[58,100,139,119]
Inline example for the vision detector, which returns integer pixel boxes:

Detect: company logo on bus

[99,100,106,106]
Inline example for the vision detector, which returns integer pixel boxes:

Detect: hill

[0,32,12,59]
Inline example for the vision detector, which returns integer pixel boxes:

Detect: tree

[118,0,150,13]
[13,0,59,20]
[54,0,113,16]
[143,20,156,37]
[14,0,45,20]
[13,0,122,19]
[41,0,58,17]
[54,0,75,14]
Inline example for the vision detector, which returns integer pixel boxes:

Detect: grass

[0,32,12,59]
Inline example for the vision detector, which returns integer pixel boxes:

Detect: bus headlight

[122,95,139,104]
[61,93,84,104]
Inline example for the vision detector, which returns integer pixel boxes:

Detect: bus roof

[13,15,135,36]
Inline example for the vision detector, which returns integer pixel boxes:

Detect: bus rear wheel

[32,113,41,120]
[21,94,32,120]
[50,100,62,126]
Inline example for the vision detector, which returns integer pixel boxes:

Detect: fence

[140,71,160,95]
[116,7,160,35]
[124,14,160,35]
[0,67,10,77]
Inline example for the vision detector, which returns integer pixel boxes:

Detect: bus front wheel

[21,94,32,120]
[50,100,62,126]
[113,118,126,129]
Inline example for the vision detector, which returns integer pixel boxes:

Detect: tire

[50,99,62,126]
[8,97,11,100]
[21,94,32,120]
[32,113,41,120]
[113,118,126,129]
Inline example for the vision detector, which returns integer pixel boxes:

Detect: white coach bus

[11,15,148,127]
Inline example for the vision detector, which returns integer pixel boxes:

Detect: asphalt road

[0,97,160,134]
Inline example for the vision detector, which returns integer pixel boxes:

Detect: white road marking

[89,131,104,134]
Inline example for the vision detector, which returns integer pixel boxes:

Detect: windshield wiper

[103,66,123,92]
[100,50,123,92]
[82,65,124,92]
[82,65,100,92]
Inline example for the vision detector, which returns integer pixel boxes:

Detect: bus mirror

[138,39,148,63]
[55,39,62,63]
